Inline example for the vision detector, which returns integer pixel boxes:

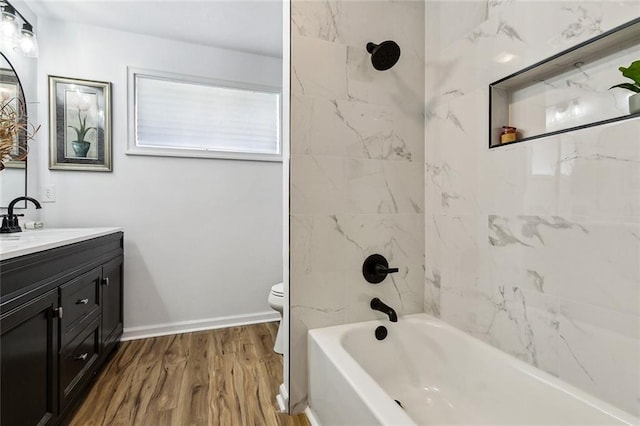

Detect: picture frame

[49,76,112,171]
[1,67,27,169]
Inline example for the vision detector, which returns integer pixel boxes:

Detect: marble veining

[520,216,588,241]
[445,111,465,132]
[490,215,591,247]
[526,270,545,293]
[497,21,524,41]
[560,5,603,40]
[292,1,342,43]
[490,286,538,366]
[559,334,595,384]
[329,214,364,252]
[426,0,640,417]
[489,216,533,247]
[290,0,425,409]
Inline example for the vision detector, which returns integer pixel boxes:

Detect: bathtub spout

[370,297,398,322]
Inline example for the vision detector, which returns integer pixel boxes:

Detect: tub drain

[394,399,403,408]
[375,326,388,340]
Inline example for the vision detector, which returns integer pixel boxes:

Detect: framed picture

[1,68,27,169]
[49,76,111,171]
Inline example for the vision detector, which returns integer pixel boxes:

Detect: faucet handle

[0,216,12,233]
[374,264,398,274]
[8,214,24,233]
[1,214,24,233]
[0,213,24,219]
[363,254,399,284]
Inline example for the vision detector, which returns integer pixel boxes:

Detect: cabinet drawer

[60,267,101,346]
[59,317,100,410]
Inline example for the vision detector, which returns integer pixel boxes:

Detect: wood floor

[71,322,309,426]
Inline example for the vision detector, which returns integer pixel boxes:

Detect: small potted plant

[68,107,96,157]
[610,59,640,115]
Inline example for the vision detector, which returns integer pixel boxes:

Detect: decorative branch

[0,97,40,171]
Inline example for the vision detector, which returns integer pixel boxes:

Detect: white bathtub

[308,313,638,426]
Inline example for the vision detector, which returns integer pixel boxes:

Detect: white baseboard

[121,311,280,341]
[305,406,321,426]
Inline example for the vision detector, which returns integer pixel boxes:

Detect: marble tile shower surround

[289,0,425,413]
[425,0,640,417]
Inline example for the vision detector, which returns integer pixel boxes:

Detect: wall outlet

[42,185,56,203]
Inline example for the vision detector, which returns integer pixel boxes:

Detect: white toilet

[268,282,284,354]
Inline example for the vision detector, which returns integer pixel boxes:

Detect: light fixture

[0,1,38,58]
[0,4,19,50]
[20,22,37,57]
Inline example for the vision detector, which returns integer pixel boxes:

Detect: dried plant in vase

[0,97,40,170]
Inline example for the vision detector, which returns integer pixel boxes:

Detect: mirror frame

[0,50,28,209]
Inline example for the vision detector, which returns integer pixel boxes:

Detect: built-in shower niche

[489,18,640,149]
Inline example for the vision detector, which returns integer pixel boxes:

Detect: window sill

[125,146,283,163]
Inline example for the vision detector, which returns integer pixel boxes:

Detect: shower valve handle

[375,264,398,274]
[363,254,399,284]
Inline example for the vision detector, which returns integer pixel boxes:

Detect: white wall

[425,1,640,416]
[36,19,283,336]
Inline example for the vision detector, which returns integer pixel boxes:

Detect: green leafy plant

[610,60,640,93]
[68,108,95,143]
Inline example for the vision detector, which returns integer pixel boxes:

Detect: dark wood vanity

[0,231,123,425]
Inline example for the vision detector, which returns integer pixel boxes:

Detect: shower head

[366,40,401,71]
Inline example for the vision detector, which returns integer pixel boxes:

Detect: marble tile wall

[289,0,425,412]
[425,1,640,417]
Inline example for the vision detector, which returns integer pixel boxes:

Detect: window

[127,68,281,161]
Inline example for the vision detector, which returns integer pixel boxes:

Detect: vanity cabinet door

[0,289,59,426]
[101,255,123,353]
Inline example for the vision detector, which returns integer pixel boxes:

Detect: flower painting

[49,76,111,171]
[65,90,99,159]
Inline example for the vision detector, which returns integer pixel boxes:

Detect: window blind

[134,75,280,155]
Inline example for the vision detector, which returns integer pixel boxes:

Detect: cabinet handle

[53,307,63,319]
[75,353,88,361]
[76,298,89,305]
[102,277,110,286]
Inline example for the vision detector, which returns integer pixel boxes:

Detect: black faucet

[1,196,42,233]
[370,297,398,322]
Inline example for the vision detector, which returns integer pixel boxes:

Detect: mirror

[0,51,27,208]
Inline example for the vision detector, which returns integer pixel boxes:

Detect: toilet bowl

[268,282,284,354]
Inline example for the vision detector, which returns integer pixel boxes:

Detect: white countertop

[0,227,123,261]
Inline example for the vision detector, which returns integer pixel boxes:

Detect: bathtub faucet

[370,297,398,322]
